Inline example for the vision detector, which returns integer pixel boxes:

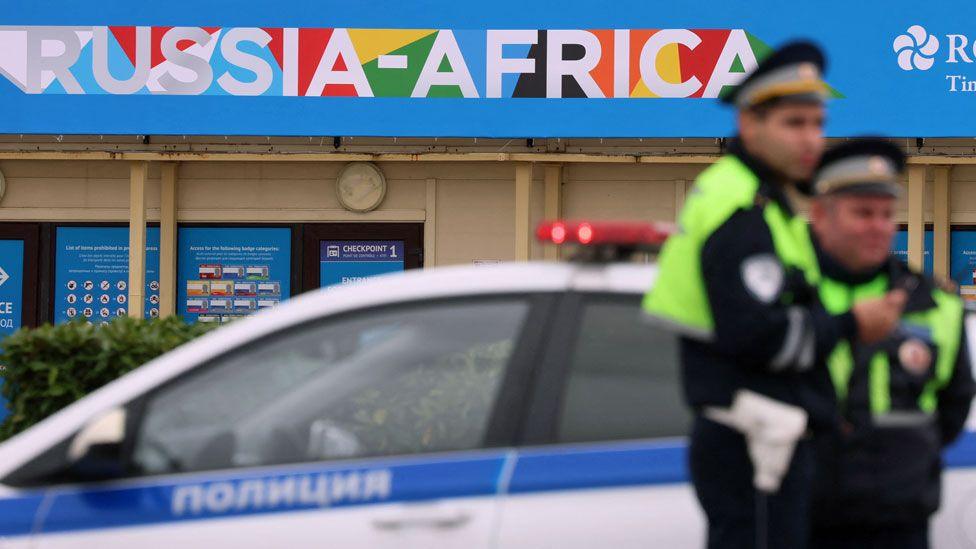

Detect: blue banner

[0,240,23,338]
[890,229,976,300]
[0,240,25,423]
[890,230,934,275]
[54,227,161,324]
[950,230,976,301]
[1,1,975,137]
[320,240,404,288]
[178,227,291,323]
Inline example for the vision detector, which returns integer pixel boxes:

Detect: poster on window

[320,241,404,288]
[949,230,976,301]
[178,227,291,323]
[54,227,161,323]
[0,240,23,339]
[890,231,933,276]
[0,239,25,423]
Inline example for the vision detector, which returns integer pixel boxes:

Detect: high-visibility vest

[642,154,820,340]
[819,274,963,416]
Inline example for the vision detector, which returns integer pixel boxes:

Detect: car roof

[0,261,657,479]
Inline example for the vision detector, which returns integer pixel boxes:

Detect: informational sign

[54,227,161,323]
[0,240,23,338]
[178,227,291,323]
[0,240,24,424]
[3,1,976,137]
[320,241,404,288]
[950,230,976,301]
[890,230,934,275]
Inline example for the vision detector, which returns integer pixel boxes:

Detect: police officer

[807,140,976,549]
[643,42,906,549]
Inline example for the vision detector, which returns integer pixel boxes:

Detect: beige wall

[562,163,702,223]
[951,167,976,225]
[2,153,976,269]
[0,159,536,266]
[0,160,160,220]
[434,163,516,265]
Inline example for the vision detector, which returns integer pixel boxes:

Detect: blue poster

[0,240,25,423]
[950,230,976,302]
[54,227,161,324]
[320,241,404,288]
[0,240,24,338]
[178,227,291,323]
[890,230,934,275]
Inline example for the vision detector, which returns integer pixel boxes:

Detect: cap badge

[797,63,819,80]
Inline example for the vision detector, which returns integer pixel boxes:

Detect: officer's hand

[851,289,908,345]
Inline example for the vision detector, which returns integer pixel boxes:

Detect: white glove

[705,390,808,493]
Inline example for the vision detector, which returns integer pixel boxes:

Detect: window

[557,296,689,443]
[131,298,530,475]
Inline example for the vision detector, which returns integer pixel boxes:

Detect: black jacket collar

[728,137,796,217]
[813,236,938,312]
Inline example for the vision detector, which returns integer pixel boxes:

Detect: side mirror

[67,407,127,480]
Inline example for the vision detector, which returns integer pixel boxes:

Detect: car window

[130,298,530,475]
[556,295,689,443]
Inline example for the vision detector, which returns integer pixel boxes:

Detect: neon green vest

[819,275,963,415]
[642,155,820,339]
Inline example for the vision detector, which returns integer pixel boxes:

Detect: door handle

[372,507,472,531]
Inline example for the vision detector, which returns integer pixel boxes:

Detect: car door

[932,312,976,548]
[496,292,706,548]
[2,294,553,549]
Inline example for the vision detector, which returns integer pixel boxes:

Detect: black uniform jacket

[811,251,976,528]
[681,140,855,430]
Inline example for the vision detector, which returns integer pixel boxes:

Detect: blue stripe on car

[1,430,974,537]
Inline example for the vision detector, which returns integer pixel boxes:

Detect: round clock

[336,162,387,213]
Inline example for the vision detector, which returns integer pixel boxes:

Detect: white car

[0,224,973,548]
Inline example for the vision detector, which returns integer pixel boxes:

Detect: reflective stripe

[827,341,853,401]
[873,411,934,428]
[869,352,891,415]
[916,293,964,413]
[770,307,804,370]
[770,307,807,371]
[797,326,815,372]
[966,313,976,375]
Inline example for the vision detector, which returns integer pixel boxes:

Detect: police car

[0,221,973,548]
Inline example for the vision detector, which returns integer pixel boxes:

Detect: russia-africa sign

[0,27,775,99]
[2,0,976,137]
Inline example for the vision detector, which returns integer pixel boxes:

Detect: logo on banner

[0,266,8,288]
[893,25,939,71]
[891,24,976,93]
[0,26,842,100]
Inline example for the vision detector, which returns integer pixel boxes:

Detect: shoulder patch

[741,254,784,304]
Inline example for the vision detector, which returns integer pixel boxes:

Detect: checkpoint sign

[320,241,404,288]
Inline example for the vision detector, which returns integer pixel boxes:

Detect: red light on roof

[577,223,594,244]
[536,220,674,247]
[550,222,567,244]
